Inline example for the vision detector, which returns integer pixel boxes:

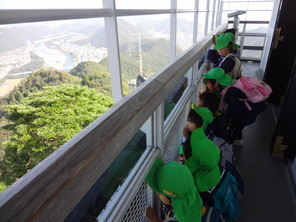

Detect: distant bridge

[4,66,75,77]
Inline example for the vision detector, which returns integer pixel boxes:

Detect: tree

[0,84,114,189]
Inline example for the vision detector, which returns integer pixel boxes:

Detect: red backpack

[221,76,272,110]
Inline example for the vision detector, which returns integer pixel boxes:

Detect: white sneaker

[234,138,244,146]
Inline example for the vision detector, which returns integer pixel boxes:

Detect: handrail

[0,23,227,221]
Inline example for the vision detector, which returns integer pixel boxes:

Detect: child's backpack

[207,112,233,142]
[220,53,242,79]
[207,134,244,199]
[202,205,224,222]
[213,136,235,167]
[207,132,235,167]
[221,76,272,110]
[210,168,241,222]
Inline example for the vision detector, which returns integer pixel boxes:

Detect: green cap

[146,159,202,221]
[204,67,235,86]
[191,105,213,130]
[214,32,235,50]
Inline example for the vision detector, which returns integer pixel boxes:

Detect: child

[182,107,221,194]
[207,32,242,80]
[196,91,220,116]
[145,159,203,222]
[196,91,229,138]
[204,67,267,145]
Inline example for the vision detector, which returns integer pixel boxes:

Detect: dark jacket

[223,87,267,126]
[207,49,235,74]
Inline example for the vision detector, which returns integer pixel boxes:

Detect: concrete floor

[233,61,296,221]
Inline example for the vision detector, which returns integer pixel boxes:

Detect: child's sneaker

[234,138,244,146]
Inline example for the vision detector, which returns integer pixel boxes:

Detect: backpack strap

[238,98,252,111]
[222,86,253,111]
[220,54,242,79]
[219,54,235,69]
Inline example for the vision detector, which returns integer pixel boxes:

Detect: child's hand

[199,83,207,94]
[179,154,186,163]
[144,206,160,222]
[183,126,189,138]
[212,35,217,44]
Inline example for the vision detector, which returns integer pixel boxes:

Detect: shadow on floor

[233,103,296,222]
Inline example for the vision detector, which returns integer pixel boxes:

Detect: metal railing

[228,20,269,61]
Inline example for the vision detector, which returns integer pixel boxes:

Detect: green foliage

[0,84,114,187]
[120,55,142,81]
[0,182,7,193]
[3,68,81,105]
[70,61,112,96]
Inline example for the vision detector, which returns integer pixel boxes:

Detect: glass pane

[244,11,272,21]
[199,0,208,11]
[223,2,249,11]
[178,0,195,9]
[65,130,147,221]
[0,0,103,9]
[244,36,265,47]
[0,18,113,191]
[247,2,274,10]
[118,15,171,93]
[241,49,262,59]
[209,0,214,10]
[246,24,268,33]
[207,12,214,33]
[116,0,170,9]
[221,11,229,24]
[176,13,194,56]
[197,12,207,41]
[164,73,189,120]
[0,18,109,90]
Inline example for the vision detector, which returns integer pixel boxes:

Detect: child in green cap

[145,159,203,222]
[203,67,267,145]
[180,106,221,206]
[195,91,230,139]
[207,32,242,80]
[196,91,220,116]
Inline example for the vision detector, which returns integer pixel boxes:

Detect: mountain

[0,26,64,53]
[137,18,194,34]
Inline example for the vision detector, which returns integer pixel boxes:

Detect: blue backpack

[210,168,241,222]
[202,205,224,222]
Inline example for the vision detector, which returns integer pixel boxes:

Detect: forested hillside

[1,68,82,106]
[0,84,114,191]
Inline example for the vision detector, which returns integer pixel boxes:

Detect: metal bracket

[272,27,284,49]
[272,136,288,157]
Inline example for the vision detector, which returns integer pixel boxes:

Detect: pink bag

[222,76,272,110]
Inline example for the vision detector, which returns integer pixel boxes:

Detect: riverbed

[34,42,74,71]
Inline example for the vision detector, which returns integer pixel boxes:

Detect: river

[34,42,75,72]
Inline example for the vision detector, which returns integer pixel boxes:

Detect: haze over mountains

[0,17,267,77]
[0,18,194,52]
